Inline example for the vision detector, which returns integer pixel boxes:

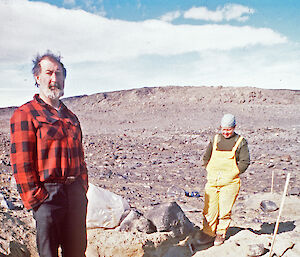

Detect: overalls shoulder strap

[212,134,219,151]
[232,136,244,153]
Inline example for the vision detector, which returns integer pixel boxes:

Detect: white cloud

[0,0,285,65]
[184,4,255,22]
[184,7,223,22]
[160,10,181,22]
[223,4,255,22]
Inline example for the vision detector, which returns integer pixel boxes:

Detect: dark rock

[118,210,156,234]
[260,200,279,212]
[144,201,194,237]
[102,170,113,178]
[135,162,143,167]
[262,187,269,192]
[9,241,30,257]
[247,243,265,256]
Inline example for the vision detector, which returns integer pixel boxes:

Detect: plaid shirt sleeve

[10,107,49,210]
[78,124,88,192]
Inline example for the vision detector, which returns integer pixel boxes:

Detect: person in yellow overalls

[198,113,250,246]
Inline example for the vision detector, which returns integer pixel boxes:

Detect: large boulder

[118,209,156,234]
[144,201,194,237]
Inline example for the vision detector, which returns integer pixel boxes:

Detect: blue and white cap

[221,113,236,128]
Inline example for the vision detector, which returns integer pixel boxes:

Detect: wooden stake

[269,173,290,257]
[271,170,274,194]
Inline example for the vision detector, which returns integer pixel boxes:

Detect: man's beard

[42,83,64,100]
[47,88,64,100]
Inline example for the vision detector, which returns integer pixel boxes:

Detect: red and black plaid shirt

[10,94,88,210]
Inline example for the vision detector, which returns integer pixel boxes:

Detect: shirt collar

[34,94,63,111]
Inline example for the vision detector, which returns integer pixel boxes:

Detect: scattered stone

[281,155,292,162]
[288,187,300,196]
[238,195,250,201]
[144,201,194,237]
[252,218,263,224]
[247,243,265,256]
[260,200,279,212]
[0,193,15,210]
[166,186,186,198]
[157,174,163,181]
[262,187,270,192]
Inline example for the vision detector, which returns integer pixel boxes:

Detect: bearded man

[10,51,88,257]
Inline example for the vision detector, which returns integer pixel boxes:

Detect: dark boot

[195,231,215,245]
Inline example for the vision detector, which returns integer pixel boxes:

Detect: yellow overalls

[202,134,244,237]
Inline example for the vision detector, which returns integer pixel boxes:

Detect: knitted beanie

[221,113,236,128]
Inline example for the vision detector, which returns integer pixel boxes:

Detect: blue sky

[0,0,300,107]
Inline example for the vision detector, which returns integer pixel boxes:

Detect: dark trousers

[33,179,88,257]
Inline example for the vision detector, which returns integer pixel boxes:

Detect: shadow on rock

[226,226,245,239]
[249,221,296,235]
[226,221,296,239]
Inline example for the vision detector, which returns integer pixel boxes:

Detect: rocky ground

[0,86,299,256]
